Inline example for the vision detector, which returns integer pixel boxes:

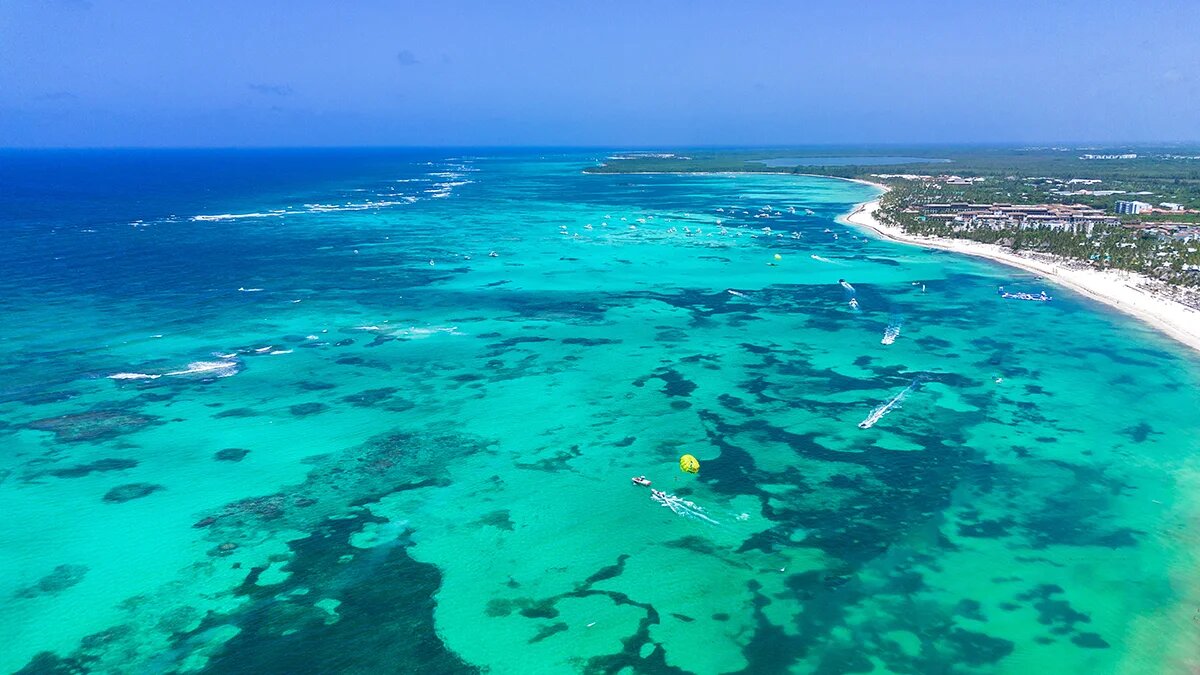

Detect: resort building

[1115,200,1153,215]
[1121,222,1200,242]
[913,202,1118,235]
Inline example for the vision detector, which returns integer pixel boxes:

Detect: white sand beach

[841,192,1200,355]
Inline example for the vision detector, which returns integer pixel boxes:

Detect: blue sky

[2,0,1198,147]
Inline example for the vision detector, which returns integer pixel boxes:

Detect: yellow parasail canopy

[679,454,700,474]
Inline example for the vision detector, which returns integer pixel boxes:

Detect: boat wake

[840,278,860,311]
[651,490,720,525]
[881,318,902,345]
[858,377,926,429]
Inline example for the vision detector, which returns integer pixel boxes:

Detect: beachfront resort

[876,173,1200,288]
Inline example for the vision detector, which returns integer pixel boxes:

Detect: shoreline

[840,193,1200,355]
[584,168,1200,355]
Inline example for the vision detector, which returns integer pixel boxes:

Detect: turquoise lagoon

[2,150,1200,673]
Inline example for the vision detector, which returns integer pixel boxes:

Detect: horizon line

[4,141,1200,152]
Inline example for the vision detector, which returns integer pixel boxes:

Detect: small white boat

[632,475,652,487]
[998,286,1051,302]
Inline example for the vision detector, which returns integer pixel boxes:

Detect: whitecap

[164,360,240,377]
[303,198,416,213]
[393,325,462,339]
[191,211,287,222]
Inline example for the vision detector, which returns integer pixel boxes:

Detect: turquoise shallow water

[3,150,1200,673]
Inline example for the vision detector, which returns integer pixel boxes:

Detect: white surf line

[109,357,243,381]
[163,360,240,377]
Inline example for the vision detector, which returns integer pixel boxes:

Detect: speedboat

[632,475,652,487]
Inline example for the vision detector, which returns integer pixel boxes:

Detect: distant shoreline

[585,168,1200,354]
